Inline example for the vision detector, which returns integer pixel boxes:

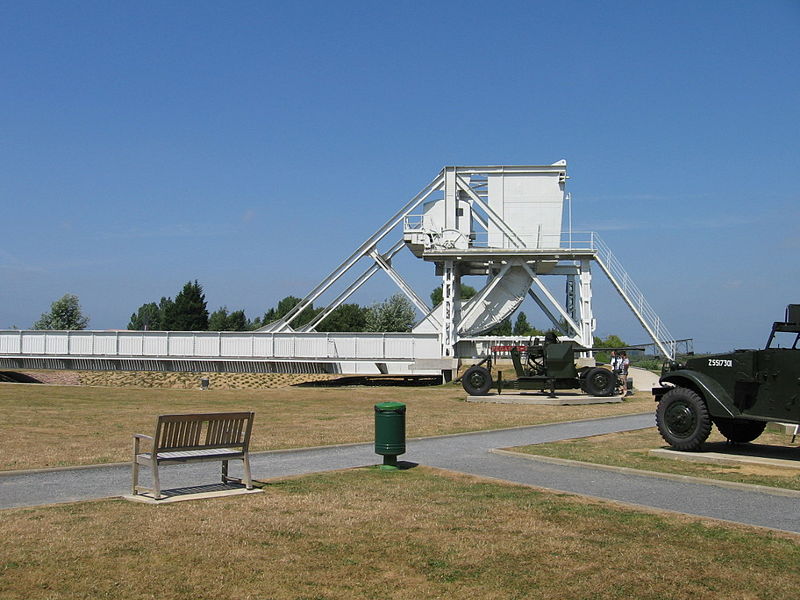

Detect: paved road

[3,412,799,533]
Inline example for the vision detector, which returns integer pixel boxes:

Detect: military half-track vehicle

[653,304,800,451]
[462,334,627,397]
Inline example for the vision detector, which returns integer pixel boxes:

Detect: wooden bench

[132,412,255,499]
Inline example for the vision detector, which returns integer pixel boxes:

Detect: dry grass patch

[1,467,797,600]
[0,384,651,471]
[514,427,800,490]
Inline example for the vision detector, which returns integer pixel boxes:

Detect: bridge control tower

[403,162,598,358]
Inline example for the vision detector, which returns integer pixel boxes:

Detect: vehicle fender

[659,369,740,419]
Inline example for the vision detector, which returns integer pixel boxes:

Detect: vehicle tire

[713,418,767,444]
[583,367,616,397]
[656,387,712,451]
[462,366,492,396]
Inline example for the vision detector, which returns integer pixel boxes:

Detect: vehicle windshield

[766,329,800,350]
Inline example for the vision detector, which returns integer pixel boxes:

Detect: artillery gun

[653,304,800,450]
[462,333,633,397]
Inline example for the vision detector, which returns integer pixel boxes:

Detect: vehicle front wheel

[713,418,766,444]
[462,365,492,396]
[656,387,712,451]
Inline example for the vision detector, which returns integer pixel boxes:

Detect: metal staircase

[591,233,677,359]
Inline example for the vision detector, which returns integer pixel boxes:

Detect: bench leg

[151,462,161,500]
[221,460,229,484]
[242,454,253,490]
[132,460,139,495]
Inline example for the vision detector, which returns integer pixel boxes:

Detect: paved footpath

[2,413,799,534]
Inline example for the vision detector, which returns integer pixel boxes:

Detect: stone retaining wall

[6,370,339,390]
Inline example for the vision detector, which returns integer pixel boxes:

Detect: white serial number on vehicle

[708,359,733,367]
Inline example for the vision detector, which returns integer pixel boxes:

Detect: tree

[128,302,161,330]
[317,303,368,332]
[593,334,627,348]
[209,307,250,331]
[158,297,174,327]
[128,296,176,330]
[260,296,321,329]
[592,333,628,363]
[430,284,477,306]
[486,317,512,336]
[512,311,545,337]
[208,307,231,331]
[33,294,89,330]
[226,309,249,331]
[164,281,209,331]
[365,293,417,332]
[513,312,532,335]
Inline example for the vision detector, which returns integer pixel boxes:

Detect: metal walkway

[0,330,444,376]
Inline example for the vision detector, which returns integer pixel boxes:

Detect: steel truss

[260,163,677,361]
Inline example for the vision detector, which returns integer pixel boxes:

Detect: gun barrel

[576,346,647,353]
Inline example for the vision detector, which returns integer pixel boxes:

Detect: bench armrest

[133,433,154,455]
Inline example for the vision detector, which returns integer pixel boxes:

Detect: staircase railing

[591,233,677,359]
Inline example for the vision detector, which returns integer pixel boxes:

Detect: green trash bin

[374,401,406,469]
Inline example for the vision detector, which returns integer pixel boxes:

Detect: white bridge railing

[0,330,441,362]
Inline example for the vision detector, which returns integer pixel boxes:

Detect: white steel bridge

[0,162,679,378]
[0,329,550,376]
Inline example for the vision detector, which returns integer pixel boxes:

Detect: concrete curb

[489,448,800,499]
[0,461,130,477]
[467,394,623,405]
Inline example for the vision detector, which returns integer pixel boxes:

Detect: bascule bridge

[0,162,677,378]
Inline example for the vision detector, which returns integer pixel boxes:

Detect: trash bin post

[374,402,406,470]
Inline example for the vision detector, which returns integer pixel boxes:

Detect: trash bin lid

[374,401,406,411]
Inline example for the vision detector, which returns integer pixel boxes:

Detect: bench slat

[138,448,243,460]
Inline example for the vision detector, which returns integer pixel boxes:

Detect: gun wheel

[583,367,616,397]
[462,365,493,396]
[656,387,712,451]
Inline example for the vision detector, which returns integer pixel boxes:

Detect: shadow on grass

[697,441,800,463]
[0,372,43,384]
[295,375,442,387]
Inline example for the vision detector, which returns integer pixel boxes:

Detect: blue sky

[1,1,798,352]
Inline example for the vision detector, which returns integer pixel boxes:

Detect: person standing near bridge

[609,350,620,373]
[618,351,630,395]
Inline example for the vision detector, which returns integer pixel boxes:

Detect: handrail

[403,219,600,251]
[0,330,442,362]
[591,233,677,359]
